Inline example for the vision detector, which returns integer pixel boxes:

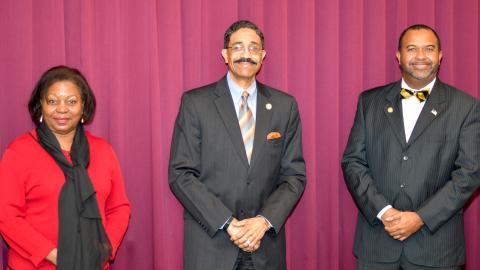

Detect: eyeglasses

[227,44,263,54]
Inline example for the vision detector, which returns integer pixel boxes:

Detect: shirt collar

[226,72,257,102]
[401,77,436,93]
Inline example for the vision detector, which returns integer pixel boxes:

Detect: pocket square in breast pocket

[267,132,282,140]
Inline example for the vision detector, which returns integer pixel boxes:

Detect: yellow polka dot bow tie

[400,88,430,102]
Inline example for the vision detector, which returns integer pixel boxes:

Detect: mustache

[410,60,433,65]
[234,58,257,65]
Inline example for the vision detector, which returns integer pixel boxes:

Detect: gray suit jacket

[342,79,480,267]
[169,76,306,270]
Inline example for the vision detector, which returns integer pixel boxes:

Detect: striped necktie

[239,91,255,163]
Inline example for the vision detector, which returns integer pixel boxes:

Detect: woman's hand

[45,248,58,265]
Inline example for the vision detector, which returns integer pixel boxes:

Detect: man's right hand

[227,218,261,252]
[381,207,401,227]
[227,218,244,238]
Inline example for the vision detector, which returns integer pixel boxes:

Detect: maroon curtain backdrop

[1,0,479,269]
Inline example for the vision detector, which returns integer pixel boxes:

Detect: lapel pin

[387,107,394,113]
[266,103,272,110]
[431,109,437,116]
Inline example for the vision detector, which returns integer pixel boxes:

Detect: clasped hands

[226,216,270,253]
[381,208,424,241]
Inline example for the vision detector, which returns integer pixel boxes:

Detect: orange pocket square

[267,132,282,140]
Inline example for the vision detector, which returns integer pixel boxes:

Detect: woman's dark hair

[28,65,96,126]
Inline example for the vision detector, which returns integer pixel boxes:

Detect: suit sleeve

[0,147,56,267]
[417,100,480,232]
[168,94,232,237]
[104,146,131,260]
[341,93,391,225]
[257,98,306,233]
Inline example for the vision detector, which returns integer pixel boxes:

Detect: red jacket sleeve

[103,146,131,260]
[0,148,56,267]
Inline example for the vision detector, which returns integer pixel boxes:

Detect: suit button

[402,156,408,161]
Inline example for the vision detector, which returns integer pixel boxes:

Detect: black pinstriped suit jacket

[342,79,480,267]
[169,76,306,270]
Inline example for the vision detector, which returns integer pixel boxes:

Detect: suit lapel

[248,83,273,172]
[407,80,447,146]
[213,77,249,168]
[384,81,407,149]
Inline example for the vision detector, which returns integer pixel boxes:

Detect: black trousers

[233,250,255,270]
[357,252,462,270]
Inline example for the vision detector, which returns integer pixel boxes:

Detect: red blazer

[0,130,131,270]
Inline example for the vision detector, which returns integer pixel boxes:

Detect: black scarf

[36,122,111,270]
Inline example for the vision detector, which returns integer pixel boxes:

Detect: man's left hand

[384,211,424,241]
[231,216,270,252]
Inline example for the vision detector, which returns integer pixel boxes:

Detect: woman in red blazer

[0,66,131,270]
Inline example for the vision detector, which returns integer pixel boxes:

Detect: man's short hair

[398,24,442,50]
[224,20,265,49]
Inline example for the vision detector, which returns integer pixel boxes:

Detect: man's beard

[401,61,439,81]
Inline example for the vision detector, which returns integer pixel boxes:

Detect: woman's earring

[81,117,84,124]
[39,115,43,123]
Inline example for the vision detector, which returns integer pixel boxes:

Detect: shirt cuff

[220,216,232,230]
[377,205,392,220]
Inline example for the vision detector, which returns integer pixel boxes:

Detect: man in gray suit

[169,20,306,270]
[342,24,480,269]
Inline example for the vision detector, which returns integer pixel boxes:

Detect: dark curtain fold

[0,0,479,269]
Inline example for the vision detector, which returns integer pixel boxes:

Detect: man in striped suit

[342,24,480,269]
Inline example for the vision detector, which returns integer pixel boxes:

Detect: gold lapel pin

[266,103,272,110]
[387,107,394,113]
